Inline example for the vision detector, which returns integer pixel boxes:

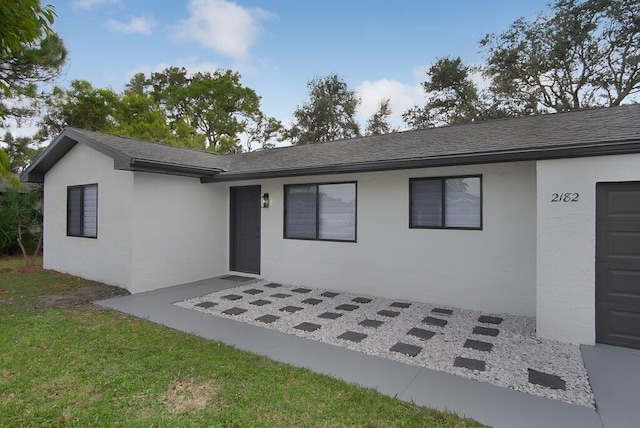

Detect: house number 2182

[551,193,579,202]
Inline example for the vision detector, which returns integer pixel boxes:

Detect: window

[285,182,356,241]
[67,184,98,238]
[410,176,481,229]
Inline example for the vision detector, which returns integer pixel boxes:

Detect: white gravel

[175,280,595,408]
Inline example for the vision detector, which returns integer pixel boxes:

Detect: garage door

[596,182,640,349]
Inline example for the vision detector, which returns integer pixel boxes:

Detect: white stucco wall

[536,153,640,345]
[129,172,227,293]
[220,161,537,316]
[43,144,134,288]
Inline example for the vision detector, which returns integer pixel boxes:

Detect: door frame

[229,185,261,274]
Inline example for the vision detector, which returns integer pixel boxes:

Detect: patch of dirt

[42,284,130,309]
[159,378,218,414]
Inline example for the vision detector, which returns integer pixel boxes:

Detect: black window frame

[409,175,482,230]
[67,183,98,238]
[283,181,357,243]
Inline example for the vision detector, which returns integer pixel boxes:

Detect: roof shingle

[21,104,640,183]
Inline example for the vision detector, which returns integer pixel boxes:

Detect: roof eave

[20,128,133,183]
[201,140,640,183]
[124,158,223,179]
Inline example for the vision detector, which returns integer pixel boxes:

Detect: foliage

[0,1,66,123]
[39,80,118,137]
[481,0,640,113]
[405,0,640,129]
[37,79,201,148]
[288,74,361,144]
[0,188,42,261]
[0,263,483,427]
[125,67,283,153]
[0,149,20,187]
[404,57,504,128]
[365,98,395,135]
[0,1,56,59]
[1,132,42,174]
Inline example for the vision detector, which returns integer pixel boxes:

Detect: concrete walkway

[97,276,636,428]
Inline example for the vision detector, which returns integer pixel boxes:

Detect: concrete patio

[97,276,639,428]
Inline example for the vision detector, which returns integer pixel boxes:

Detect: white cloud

[356,79,424,130]
[73,0,119,10]
[106,16,156,35]
[172,0,276,60]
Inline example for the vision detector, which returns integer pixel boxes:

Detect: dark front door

[230,186,261,274]
[596,182,640,349]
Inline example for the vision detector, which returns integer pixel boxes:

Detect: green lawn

[0,258,482,427]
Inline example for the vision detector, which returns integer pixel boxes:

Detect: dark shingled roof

[21,128,229,182]
[210,104,640,181]
[20,104,640,183]
[68,128,230,171]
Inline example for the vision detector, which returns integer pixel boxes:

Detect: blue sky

[44,0,550,132]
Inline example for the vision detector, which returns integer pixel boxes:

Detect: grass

[0,258,483,427]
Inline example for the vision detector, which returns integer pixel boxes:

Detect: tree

[404,57,500,129]
[2,132,41,173]
[39,80,118,139]
[37,79,205,148]
[481,0,640,113]
[0,188,42,262]
[125,68,282,153]
[1,2,67,122]
[288,74,361,144]
[245,114,285,151]
[0,149,20,187]
[365,98,394,135]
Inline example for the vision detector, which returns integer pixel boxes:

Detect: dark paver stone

[528,369,566,390]
[256,314,279,324]
[264,283,282,288]
[336,304,359,311]
[422,316,448,327]
[222,307,247,316]
[318,312,342,320]
[390,302,411,309]
[352,297,372,303]
[431,308,453,315]
[292,287,312,293]
[271,293,292,298]
[406,327,435,341]
[478,315,504,325]
[463,339,494,352]
[454,356,486,371]
[195,301,217,308]
[243,288,263,295]
[321,291,339,298]
[338,331,368,342]
[378,309,400,318]
[390,342,422,357]
[359,319,384,328]
[249,299,271,306]
[473,326,500,337]
[221,294,242,301]
[280,305,303,313]
[220,275,253,282]
[294,322,321,332]
[302,298,323,305]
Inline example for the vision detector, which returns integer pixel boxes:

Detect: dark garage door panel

[597,224,640,263]
[596,263,640,305]
[596,303,640,349]
[596,182,640,349]
[599,187,640,221]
